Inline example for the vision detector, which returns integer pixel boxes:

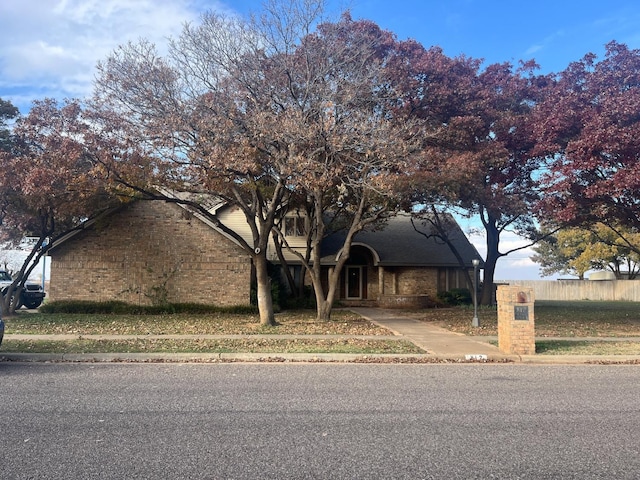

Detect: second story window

[285,217,306,237]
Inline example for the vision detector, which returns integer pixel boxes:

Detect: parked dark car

[0,270,46,309]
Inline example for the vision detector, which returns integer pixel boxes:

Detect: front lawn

[1,309,424,355]
[4,309,388,336]
[535,340,640,355]
[416,300,640,338]
[3,301,640,357]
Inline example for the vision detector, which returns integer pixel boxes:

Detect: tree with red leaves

[534,42,640,256]
[398,44,551,304]
[465,62,551,305]
[0,99,121,315]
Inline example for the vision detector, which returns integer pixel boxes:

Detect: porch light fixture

[472,258,480,327]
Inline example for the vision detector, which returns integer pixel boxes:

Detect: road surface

[1,362,639,479]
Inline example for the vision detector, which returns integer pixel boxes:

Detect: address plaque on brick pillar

[514,305,529,321]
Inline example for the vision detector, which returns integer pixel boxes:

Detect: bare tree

[90,2,336,326]
[90,1,424,323]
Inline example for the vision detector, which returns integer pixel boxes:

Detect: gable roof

[320,213,482,268]
[49,188,481,270]
[49,192,241,253]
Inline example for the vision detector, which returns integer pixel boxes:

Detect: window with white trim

[284,217,306,237]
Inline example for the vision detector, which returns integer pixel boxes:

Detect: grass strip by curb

[1,338,425,355]
[487,339,640,355]
[535,340,640,355]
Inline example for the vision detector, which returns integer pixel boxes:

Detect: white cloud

[0,0,229,110]
[524,44,543,56]
[466,229,552,280]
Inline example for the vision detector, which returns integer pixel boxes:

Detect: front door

[346,266,362,299]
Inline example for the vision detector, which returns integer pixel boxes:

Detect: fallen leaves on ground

[404,302,640,338]
[5,309,390,336]
[2,338,424,355]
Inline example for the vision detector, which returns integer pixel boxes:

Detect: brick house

[48,200,481,307]
[316,213,482,308]
[48,200,252,306]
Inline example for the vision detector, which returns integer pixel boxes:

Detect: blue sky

[2,0,639,279]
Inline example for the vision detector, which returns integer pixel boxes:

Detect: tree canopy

[90,3,425,322]
[535,42,640,255]
[0,99,122,315]
[400,54,552,303]
[532,224,640,279]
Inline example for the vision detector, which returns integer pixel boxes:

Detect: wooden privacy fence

[495,280,640,302]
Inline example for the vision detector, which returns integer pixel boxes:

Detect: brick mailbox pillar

[497,285,535,355]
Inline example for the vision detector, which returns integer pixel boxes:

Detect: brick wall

[497,285,535,355]
[381,266,439,297]
[400,267,438,296]
[49,201,252,306]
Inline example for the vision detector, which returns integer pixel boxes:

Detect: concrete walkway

[351,307,503,358]
[353,307,640,364]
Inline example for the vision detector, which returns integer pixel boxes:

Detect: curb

[2,352,638,364]
[0,352,436,363]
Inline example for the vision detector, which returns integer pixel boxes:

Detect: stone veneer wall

[49,201,252,306]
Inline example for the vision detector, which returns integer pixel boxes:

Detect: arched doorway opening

[340,245,375,303]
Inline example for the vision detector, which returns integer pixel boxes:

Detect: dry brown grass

[5,301,640,356]
[2,337,423,355]
[408,301,640,338]
[5,309,389,336]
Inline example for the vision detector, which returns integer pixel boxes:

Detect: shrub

[39,300,257,315]
[437,288,472,306]
[282,285,316,310]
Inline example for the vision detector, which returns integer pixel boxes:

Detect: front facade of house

[48,200,480,308]
[49,200,251,306]
[315,214,479,308]
[324,252,470,308]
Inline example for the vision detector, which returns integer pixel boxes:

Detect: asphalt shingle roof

[320,213,482,267]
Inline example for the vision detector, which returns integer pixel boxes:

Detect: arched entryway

[340,245,376,304]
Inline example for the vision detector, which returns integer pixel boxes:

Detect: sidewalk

[352,307,505,358]
[354,307,640,365]
[1,308,640,364]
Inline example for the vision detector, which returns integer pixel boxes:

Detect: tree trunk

[311,264,331,322]
[1,283,23,316]
[315,263,343,322]
[316,299,333,322]
[0,293,9,317]
[254,254,276,326]
[480,220,500,306]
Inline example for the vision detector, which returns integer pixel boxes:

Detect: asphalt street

[1,363,639,479]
